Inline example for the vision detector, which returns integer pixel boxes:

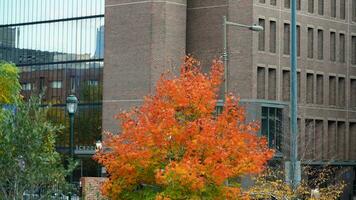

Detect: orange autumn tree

[94,57,274,199]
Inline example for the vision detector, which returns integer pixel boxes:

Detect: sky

[0,0,104,56]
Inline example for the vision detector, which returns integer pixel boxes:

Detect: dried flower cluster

[247,165,346,200]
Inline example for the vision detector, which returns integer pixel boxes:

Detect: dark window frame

[261,107,283,152]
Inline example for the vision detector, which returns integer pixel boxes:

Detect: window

[257,67,266,99]
[297,0,301,10]
[258,18,265,51]
[261,107,283,151]
[315,120,324,159]
[308,28,314,58]
[330,32,336,61]
[339,33,345,63]
[318,0,324,15]
[270,0,277,6]
[331,0,336,17]
[70,76,77,92]
[328,121,337,159]
[270,21,277,53]
[308,0,314,13]
[338,77,345,107]
[284,23,290,55]
[352,36,356,65]
[337,121,346,160]
[88,80,99,86]
[21,83,31,91]
[307,73,314,104]
[316,74,324,104]
[340,0,346,19]
[297,25,301,56]
[259,0,266,3]
[317,29,323,60]
[350,123,356,159]
[39,77,45,93]
[353,0,356,22]
[305,119,315,159]
[297,72,301,101]
[282,70,290,101]
[268,68,277,100]
[215,101,224,116]
[351,78,356,108]
[50,81,62,89]
[329,76,336,105]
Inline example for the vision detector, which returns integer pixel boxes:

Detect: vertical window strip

[330,32,336,61]
[258,18,265,51]
[317,29,323,60]
[270,21,277,53]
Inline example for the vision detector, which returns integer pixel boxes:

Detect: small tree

[0,97,75,199]
[0,62,75,199]
[95,57,274,199]
[0,62,21,104]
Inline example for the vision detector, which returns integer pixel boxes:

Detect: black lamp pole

[66,94,78,200]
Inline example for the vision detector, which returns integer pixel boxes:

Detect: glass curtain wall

[0,0,104,154]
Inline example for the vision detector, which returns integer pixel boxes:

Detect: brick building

[104,0,356,198]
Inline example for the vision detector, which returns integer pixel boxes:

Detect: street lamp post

[222,16,264,100]
[66,94,78,199]
[289,0,301,190]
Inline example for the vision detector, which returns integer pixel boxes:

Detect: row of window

[306,27,348,62]
[257,66,356,108]
[21,79,99,91]
[260,106,356,160]
[18,62,103,104]
[258,18,355,64]
[300,119,356,160]
[258,0,349,21]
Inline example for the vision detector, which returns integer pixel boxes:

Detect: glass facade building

[0,0,105,180]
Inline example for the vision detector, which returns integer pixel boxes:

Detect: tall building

[104,0,356,198]
[95,25,105,59]
[0,0,105,183]
[0,27,16,48]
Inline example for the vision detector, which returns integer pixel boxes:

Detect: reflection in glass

[0,0,104,25]
[47,105,102,148]
[0,18,104,65]
[0,0,104,154]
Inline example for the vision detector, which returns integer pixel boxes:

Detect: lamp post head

[66,95,78,115]
[249,24,264,32]
[95,140,102,151]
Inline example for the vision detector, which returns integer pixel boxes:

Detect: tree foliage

[0,62,21,104]
[95,57,274,199]
[0,97,74,199]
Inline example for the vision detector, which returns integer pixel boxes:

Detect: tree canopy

[0,62,21,104]
[0,97,74,199]
[0,62,74,199]
[95,57,274,199]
